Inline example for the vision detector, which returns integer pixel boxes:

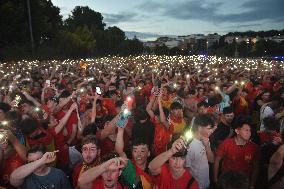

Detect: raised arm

[115,127,127,157]
[148,138,185,175]
[99,113,120,140]
[22,91,41,107]
[146,95,156,119]
[4,129,27,162]
[78,157,127,189]
[268,144,284,180]
[53,103,77,135]
[158,93,168,127]
[10,151,57,187]
[91,94,99,123]
[53,91,76,114]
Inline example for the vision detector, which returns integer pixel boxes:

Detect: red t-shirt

[154,164,199,189]
[72,163,83,188]
[92,178,128,189]
[48,127,69,168]
[257,131,280,145]
[26,129,55,152]
[102,98,117,116]
[55,110,78,145]
[232,97,249,116]
[151,117,171,156]
[216,138,259,177]
[97,131,130,157]
[0,153,24,187]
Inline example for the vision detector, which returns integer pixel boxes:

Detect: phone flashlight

[1,121,8,126]
[34,107,40,112]
[87,77,94,82]
[123,108,129,115]
[96,87,102,95]
[182,129,194,146]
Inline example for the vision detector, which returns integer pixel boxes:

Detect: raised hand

[104,157,128,171]
[40,151,58,164]
[170,138,186,155]
[70,103,78,111]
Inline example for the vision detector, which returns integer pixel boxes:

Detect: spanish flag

[122,160,153,189]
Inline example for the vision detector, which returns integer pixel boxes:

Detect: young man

[214,116,259,189]
[168,102,186,135]
[186,113,215,189]
[210,106,235,150]
[116,127,153,189]
[72,135,101,188]
[10,145,71,189]
[148,137,199,189]
[78,152,128,189]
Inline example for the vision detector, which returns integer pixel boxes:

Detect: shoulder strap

[186,176,196,189]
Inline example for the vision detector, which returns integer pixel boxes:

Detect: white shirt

[186,138,210,189]
[260,105,274,130]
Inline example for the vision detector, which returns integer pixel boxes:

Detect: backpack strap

[186,176,196,189]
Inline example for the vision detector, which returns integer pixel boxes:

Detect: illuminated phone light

[1,121,8,126]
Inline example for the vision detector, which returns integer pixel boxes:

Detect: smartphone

[45,80,51,87]
[96,87,102,95]
[117,108,131,128]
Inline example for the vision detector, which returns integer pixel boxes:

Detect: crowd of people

[0,55,284,189]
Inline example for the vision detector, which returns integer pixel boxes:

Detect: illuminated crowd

[0,55,284,189]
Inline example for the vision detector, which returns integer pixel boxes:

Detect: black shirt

[210,121,231,150]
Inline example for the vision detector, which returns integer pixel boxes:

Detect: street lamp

[235,37,238,57]
[206,41,209,54]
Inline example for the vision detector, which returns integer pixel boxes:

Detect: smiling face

[132,144,149,168]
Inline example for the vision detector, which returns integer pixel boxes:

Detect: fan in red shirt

[0,129,26,188]
[77,152,128,189]
[146,93,171,156]
[257,117,281,145]
[214,116,260,188]
[72,135,101,188]
[232,88,250,116]
[20,118,55,153]
[148,137,199,189]
[50,103,78,170]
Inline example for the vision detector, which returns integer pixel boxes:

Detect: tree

[0,0,62,60]
[56,26,96,58]
[120,37,144,56]
[65,6,105,32]
[154,45,169,55]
